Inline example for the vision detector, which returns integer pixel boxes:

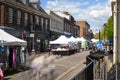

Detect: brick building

[76,21,90,38]
[0,0,50,52]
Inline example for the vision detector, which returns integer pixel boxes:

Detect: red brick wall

[76,21,88,37]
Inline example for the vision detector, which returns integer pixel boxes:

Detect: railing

[93,60,107,80]
[107,64,120,80]
[71,53,108,80]
[71,55,94,80]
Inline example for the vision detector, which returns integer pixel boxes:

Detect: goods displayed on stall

[0,29,27,72]
[49,35,70,55]
[49,35,89,55]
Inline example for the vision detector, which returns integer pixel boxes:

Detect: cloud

[46,0,89,14]
[46,0,112,34]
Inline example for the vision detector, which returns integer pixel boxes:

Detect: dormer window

[21,0,29,4]
[33,4,38,9]
[29,0,40,9]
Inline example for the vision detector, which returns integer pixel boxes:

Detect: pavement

[4,50,90,80]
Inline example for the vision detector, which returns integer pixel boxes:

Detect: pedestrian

[0,63,3,80]
[48,45,51,56]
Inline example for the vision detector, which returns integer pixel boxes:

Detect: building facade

[76,21,90,38]
[45,10,64,40]
[55,11,79,37]
[0,0,50,52]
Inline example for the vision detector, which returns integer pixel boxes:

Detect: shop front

[35,31,50,52]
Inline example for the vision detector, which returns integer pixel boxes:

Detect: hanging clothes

[20,46,25,63]
[12,48,16,68]
[0,68,3,80]
[9,48,13,68]
[16,48,20,66]
[6,47,10,68]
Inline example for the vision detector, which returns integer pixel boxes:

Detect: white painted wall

[45,10,64,34]
[54,12,71,20]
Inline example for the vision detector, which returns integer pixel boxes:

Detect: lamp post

[103,23,106,51]
[99,30,100,40]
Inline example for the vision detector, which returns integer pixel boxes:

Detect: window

[24,13,28,26]
[36,16,39,25]
[17,10,21,25]
[41,17,44,30]
[31,15,33,24]
[33,4,38,9]
[30,15,34,31]
[46,19,48,30]
[8,8,13,23]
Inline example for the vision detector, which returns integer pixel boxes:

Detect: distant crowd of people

[81,40,113,54]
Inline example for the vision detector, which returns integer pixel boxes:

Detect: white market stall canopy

[68,36,77,42]
[91,39,99,43]
[80,37,89,42]
[0,29,27,46]
[76,37,81,42]
[49,35,69,44]
[49,35,90,45]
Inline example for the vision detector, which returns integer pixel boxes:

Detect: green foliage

[94,16,113,40]
[94,33,99,39]
[105,16,113,39]
[94,31,103,40]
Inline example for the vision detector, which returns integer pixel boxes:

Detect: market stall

[0,29,27,71]
[50,35,79,56]
[50,35,69,56]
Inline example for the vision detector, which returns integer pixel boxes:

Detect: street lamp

[99,30,100,40]
[103,23,106,51]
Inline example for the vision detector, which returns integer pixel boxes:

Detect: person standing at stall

[48,45,51,56]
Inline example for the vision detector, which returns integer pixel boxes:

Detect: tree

[94,16,113,40]
[94,30,103,40]
[105,16,113,39]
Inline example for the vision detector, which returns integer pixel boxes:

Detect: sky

[39,0,112,34]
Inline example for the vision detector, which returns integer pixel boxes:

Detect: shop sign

[30,33,34,38]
